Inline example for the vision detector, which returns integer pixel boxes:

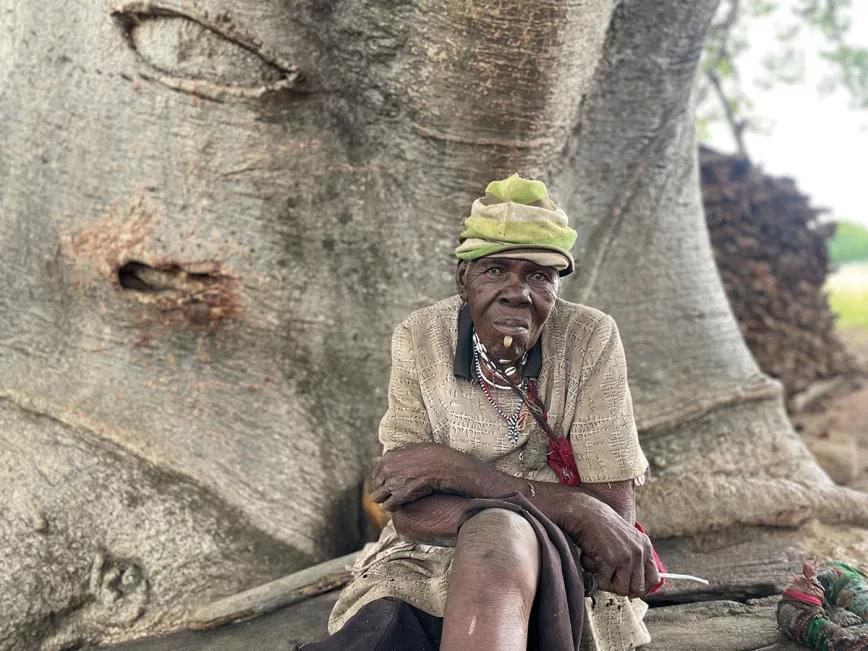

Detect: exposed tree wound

[117,260,240,327]
[62,196,243,330]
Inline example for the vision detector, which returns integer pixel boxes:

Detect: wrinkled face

[456,257,559,363]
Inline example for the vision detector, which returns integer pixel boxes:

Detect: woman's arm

[379,446,636,546]
[375,444,657,596]
[371,442,635,523]
[388,470,656,597]
[486,466,637,524]
[391,494,471,546]
[388,485,622,548]
[389,475,633,543]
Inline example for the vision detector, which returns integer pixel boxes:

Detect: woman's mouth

[492,321,530,336]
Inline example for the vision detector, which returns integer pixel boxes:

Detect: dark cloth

[300,598,441,651]
[304,493,584,651]
[459,493,585,651]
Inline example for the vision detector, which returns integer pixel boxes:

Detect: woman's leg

[441,508,540,651]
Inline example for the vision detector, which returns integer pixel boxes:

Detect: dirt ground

[791,324,868,491]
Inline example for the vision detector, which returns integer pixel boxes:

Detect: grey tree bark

[0,0,865,649]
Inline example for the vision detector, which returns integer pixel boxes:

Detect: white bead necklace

[472,331,527,445]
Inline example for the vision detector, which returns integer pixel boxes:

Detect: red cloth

[634,522,666,593]
[547,436,581,486]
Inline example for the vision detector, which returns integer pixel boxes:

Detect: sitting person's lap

[300,598,442,651]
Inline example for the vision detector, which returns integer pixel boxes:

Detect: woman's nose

[499,276,532,304]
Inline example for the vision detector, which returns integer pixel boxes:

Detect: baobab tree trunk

[0,0,864,649]
[551,4,868,536]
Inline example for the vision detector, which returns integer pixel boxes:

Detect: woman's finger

[381,494,404,511]
[581,554,599,573]
[595,564,616,594]
[644,548,661,592]
[610,566,632,597]
[390,488,414,507]
[372,456,399,482]
[372,455,396,479]
[369,485,390,503]
[629,562,645,597]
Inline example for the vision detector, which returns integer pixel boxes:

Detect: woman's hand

[370,443,485,511]
[556,493,660,598]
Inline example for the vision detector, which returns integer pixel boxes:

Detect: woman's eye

[530,272,550,282]
[486,267,502,276]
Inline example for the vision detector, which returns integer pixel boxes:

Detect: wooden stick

[188,551,360,630]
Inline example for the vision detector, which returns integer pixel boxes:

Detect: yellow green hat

[454,174,577,275]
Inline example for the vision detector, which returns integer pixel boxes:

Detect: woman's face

[457,257,559,363]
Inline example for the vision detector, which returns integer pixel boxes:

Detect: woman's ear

[455,260,470,301]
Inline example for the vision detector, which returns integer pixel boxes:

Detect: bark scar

[109,0,307,102]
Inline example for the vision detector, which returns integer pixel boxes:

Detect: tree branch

[707,69,749,158]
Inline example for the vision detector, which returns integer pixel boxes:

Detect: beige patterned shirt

[329,295,651,649]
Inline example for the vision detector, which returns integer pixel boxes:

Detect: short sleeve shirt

[329,295,651,649]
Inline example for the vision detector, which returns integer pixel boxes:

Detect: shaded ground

[93,592,336,651]
[792,324,868,491]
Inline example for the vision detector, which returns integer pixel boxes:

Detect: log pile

[700,146,858,410]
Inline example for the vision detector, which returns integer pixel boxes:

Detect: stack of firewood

[700,146,858,410]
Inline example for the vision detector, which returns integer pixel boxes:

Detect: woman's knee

[455,508,539,587]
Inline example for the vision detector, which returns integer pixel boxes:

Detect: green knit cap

[455,174,577,275]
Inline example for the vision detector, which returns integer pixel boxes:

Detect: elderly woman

[307,175,659,651]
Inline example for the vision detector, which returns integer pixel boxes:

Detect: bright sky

[705,1,868,228]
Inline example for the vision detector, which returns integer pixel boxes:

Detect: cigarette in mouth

[503,335,513,348]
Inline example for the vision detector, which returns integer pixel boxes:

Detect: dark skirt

[299,598,442,651]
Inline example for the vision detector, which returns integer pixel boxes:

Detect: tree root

[638,476,868,538]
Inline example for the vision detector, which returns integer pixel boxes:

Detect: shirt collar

[453,301,542,379]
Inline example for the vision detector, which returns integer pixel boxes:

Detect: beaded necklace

[472,331,527,445]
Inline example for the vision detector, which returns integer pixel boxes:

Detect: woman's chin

[477,328,533,364]
[491,341,529,364]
